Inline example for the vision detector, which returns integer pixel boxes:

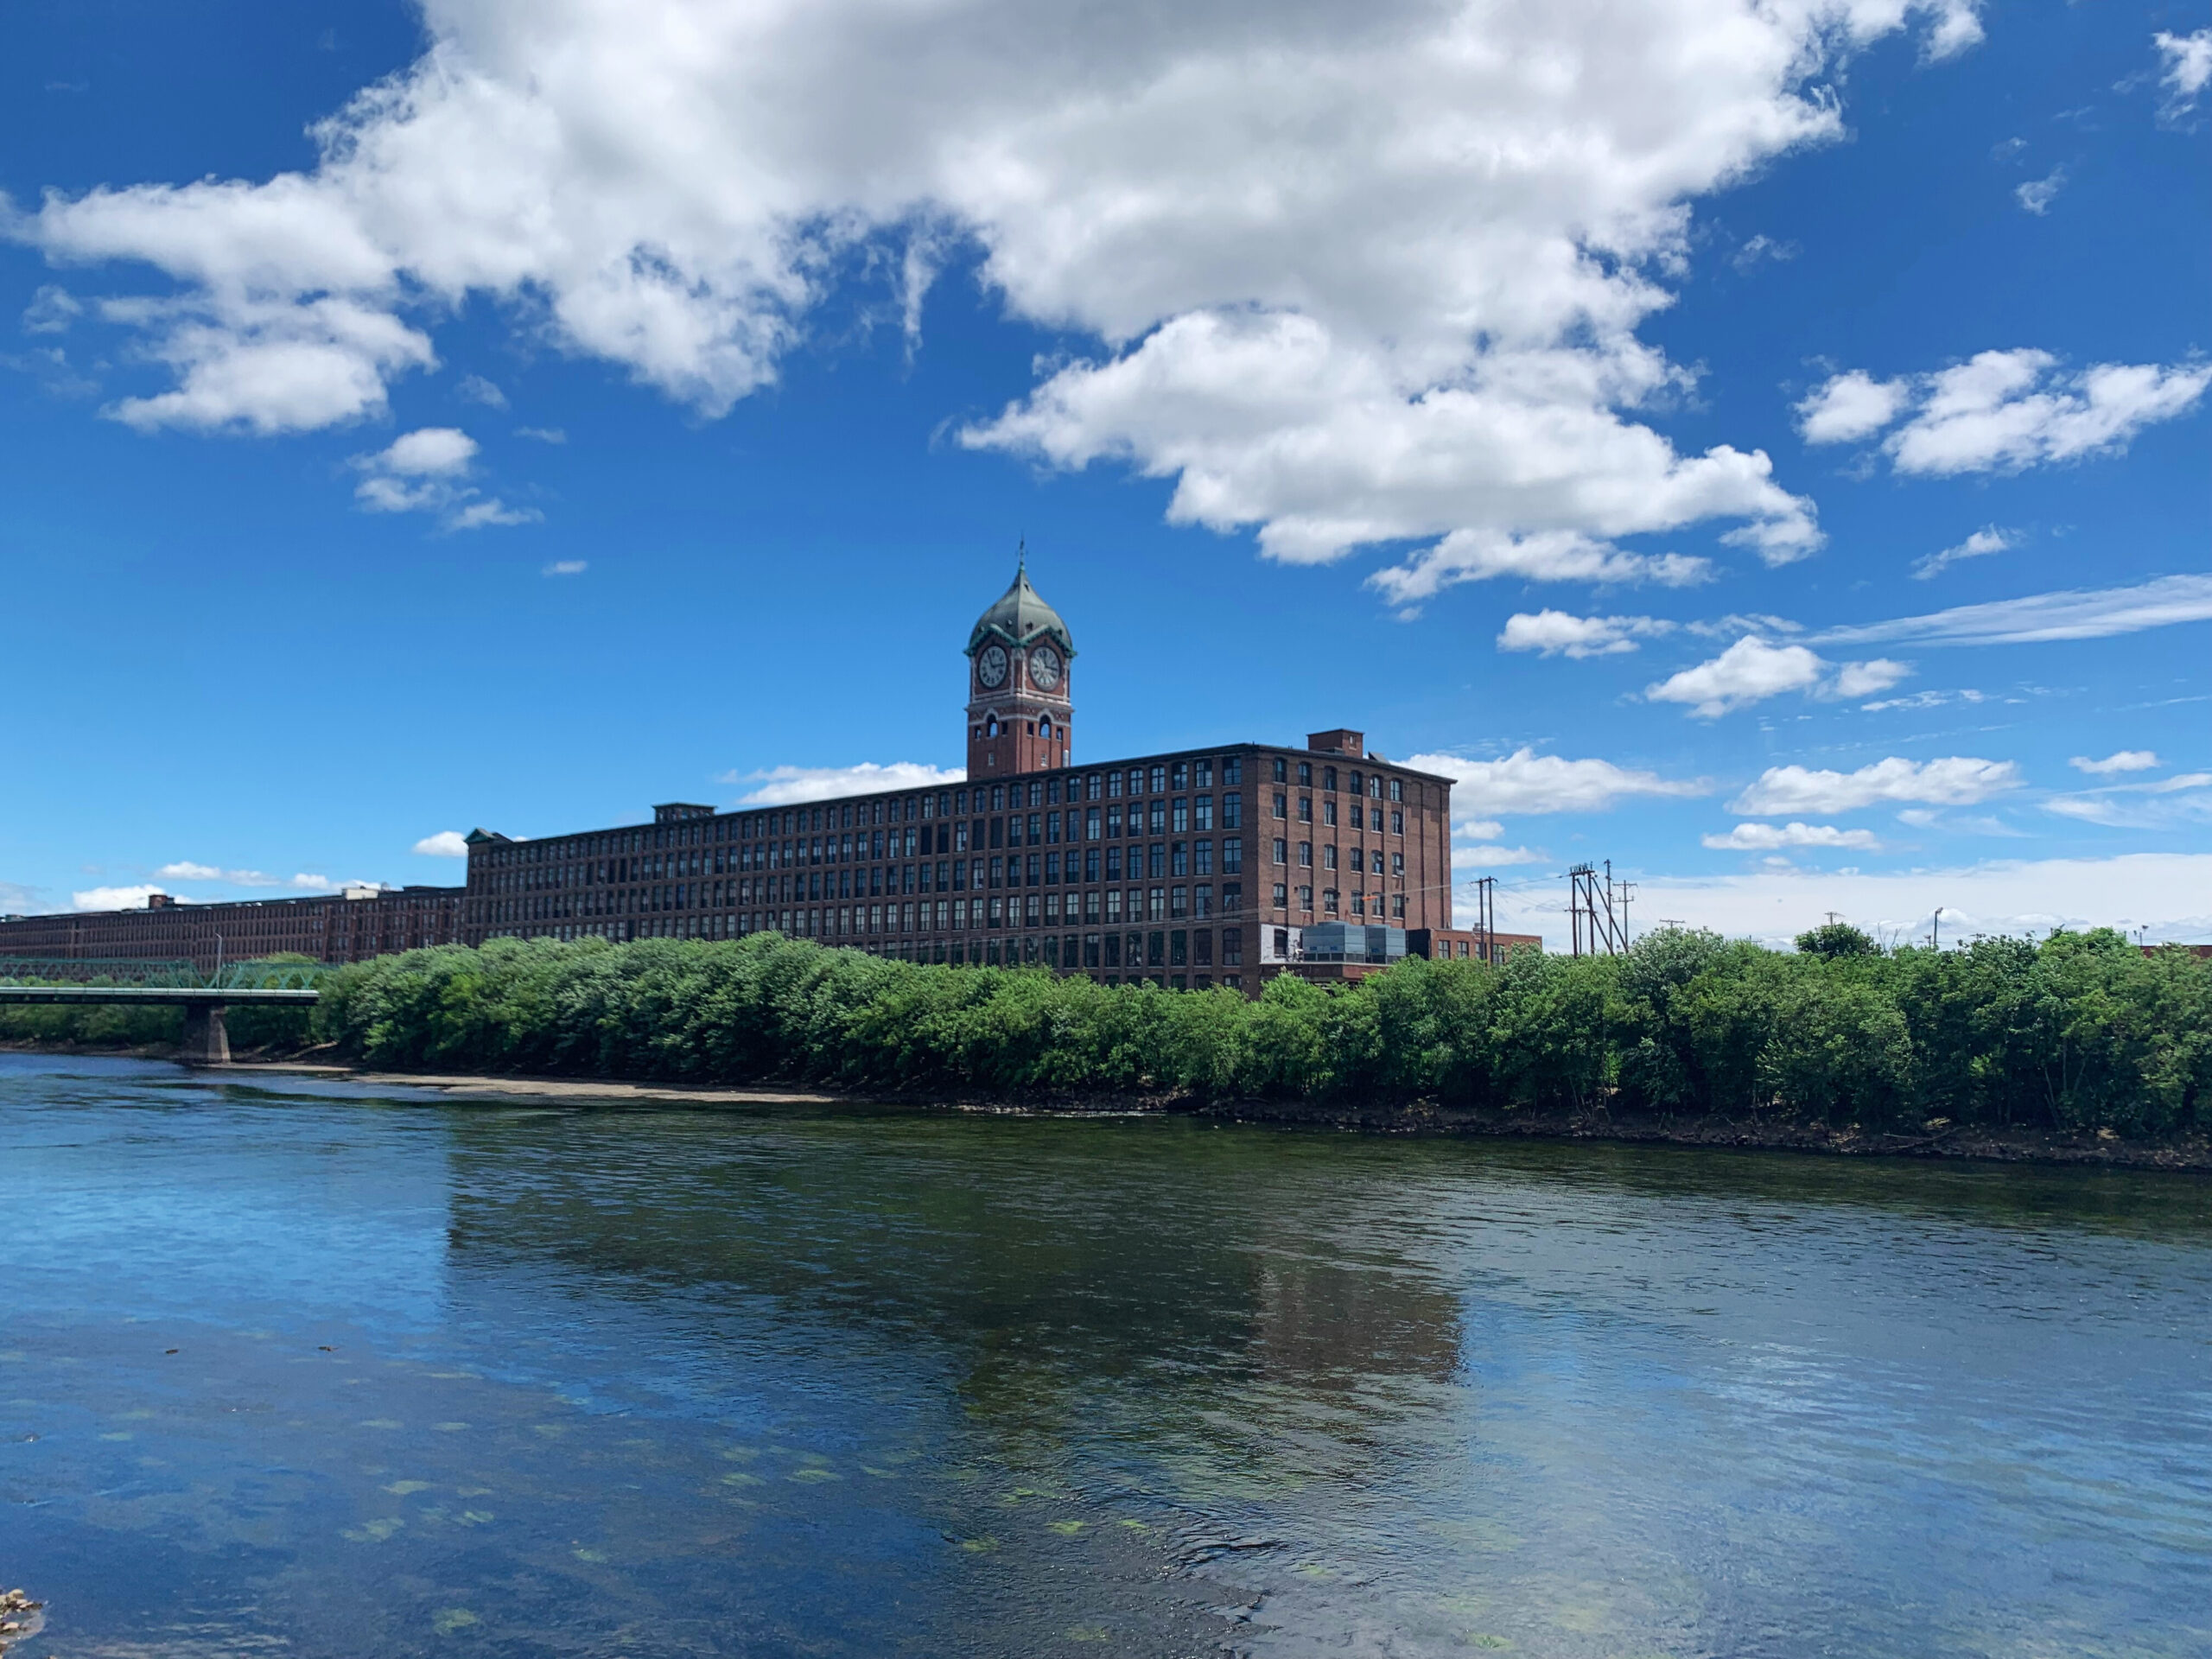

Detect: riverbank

[16,1044,2200,1172]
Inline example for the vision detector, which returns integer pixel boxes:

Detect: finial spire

[1017,535,1026,578]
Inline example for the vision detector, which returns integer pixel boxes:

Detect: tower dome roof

[966,561,1076,658]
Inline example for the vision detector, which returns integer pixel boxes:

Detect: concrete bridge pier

[180,1002,231,1066]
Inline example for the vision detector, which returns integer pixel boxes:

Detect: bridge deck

[0,987,319,1006]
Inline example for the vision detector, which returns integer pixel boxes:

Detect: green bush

[300,927,2211,1135]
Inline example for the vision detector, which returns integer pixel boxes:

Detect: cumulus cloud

[2154,29,2212,117]
[2072,751,2160,776]
[1497,609,1676,658]
[1796,369,1908,443]
[1730,755,2021,815]
[1644,635,1908,716]
[1796,349,2211,476]
[728,760,966,805]
[1815,573,2212,648]
[455,372,507,408]
[1911,524,2011,580]
[1702,821,1882,850]
[352,425,537,528]
[412,830,470,856]
[20,0,1990,584]
[2014,167,2066,215]
[542,559,587,576]
[73,884,175,911]
[1407,747,1704,820]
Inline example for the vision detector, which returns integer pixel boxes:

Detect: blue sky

[2,0,2206,946]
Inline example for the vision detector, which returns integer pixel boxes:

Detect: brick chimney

[1306,728,1365,757]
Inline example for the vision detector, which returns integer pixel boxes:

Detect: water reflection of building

[435,1115,1462,1440]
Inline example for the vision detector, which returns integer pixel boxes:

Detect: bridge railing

[0,957,345,992]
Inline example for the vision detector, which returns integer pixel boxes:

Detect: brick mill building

[3,565,1529,988]
[0,886,465,977]
[460,566,1522,990]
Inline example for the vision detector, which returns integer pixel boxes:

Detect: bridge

[0,957,334,1065]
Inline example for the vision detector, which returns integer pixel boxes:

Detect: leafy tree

[1795,922,1880,960]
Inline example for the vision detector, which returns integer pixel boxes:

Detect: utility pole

[1471,875,1496,963]
[1930,907,1943,952]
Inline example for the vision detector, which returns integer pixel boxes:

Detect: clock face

[1028,645,1062,690]
[976,645,1009,689]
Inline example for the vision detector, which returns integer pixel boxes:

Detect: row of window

[1274,796,1403,833]
[474,752,1421,879]
[489,881,1249,930]
[1268,884,1406,918]
[1271,841,1404,876]
[1269,760,1402,800]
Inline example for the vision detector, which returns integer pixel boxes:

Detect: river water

[3,1052,2208,1658]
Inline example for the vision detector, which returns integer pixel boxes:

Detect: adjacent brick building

[0,886,465,976]
[461,566,1531,991]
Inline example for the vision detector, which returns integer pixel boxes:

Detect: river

[3,1052,2207,1657]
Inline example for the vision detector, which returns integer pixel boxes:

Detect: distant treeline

[10,928,2204,1135]
[292,925,2210,1135]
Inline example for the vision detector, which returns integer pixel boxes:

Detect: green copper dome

[966,561,1076,658]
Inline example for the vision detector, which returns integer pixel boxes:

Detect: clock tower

[965,558,1076,778]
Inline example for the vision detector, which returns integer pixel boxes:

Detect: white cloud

[1815,573,2212,648]
[22,0,1990,586]
[1795,369,1908,443]
[1797,349,2211,476]
[352,425,538,529]
[729,760,966,805]
[1910,524,2011,580]
[1497,609,1676,658]
[73,884,174,911]
[151,861,288,887]
[2014,167,2066,215]
[1731,233,1797,271]
[2071,750,2160,776]
[378,426,476,476]
[22,284,83,334]
[1730,754,2021,815]
[1857,686,1985,713]
[455,372,508,408]
[448,498,540,529]
[1702,821,1882,850]
[1452,842,1550,868]
[542,559,588,576]
[1366,529,1713,611]
[1644,634,1908,716]
[412,830,470,856]
[101,292,437,435]
[2044,771,2212,830]
[1407,747,1705,820]
[2154,29,2212,116]
[516,426,566,443]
